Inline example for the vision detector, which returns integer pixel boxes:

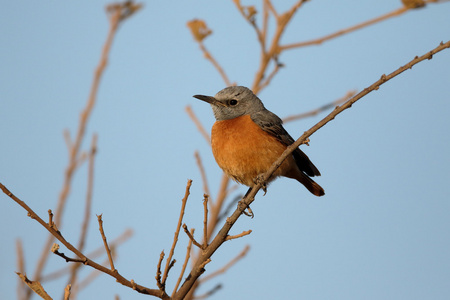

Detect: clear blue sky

[1,1,450,299]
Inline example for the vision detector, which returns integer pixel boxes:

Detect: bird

[193,86,324,197]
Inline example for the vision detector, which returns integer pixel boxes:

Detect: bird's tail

[296,172,325,197]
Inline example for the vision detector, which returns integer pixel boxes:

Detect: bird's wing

[251,110,321,177]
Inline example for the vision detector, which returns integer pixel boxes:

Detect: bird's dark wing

[251,110,321,177]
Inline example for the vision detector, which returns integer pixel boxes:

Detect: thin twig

[74,256,112,295]
[216,194,243,224]
[172,228,195,296]
[257,60,283,92]
[252,1,306,94]
[280,7,409,51]
[195,151,210,196]
[63,284,71,300]
[186,106,211,145]
[182,224,203,249]
[155,251,165,290]
[199,245,250,283]
[199,42,232,86]
[42,229,133,282]
[282,90,358,123]
[97,215,116,271]
[232,1,265,52]
[202,195,209,247]
[16,239,26,300]
[67,134,97,292]
[162,179,193,286]
[206,174,230,240]
[192,284,222,300]
[262,0,269,50]
[53,248,86,264]
[225,230,252,241]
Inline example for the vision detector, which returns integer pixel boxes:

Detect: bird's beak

[193,95,225,106]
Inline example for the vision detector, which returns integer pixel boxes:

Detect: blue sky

[1,1,450,299]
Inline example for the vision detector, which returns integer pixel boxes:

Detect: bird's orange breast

[211,114,293,186]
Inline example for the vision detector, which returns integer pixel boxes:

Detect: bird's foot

[238,196,254,218]
[254,174,267,195]
[243,206,254,218]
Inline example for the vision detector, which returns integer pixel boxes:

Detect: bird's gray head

[193,86,265,121]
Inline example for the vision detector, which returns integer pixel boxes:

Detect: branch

[195,151,210,196]
[200,42,233,87]
[192,284,222,300]
[280,6,409,51]
[161,179,193,287]
[67,134,97,292]
[225,230,252,241]
[202,195,209,248]
[252,1,307,94]
[172,228,195,296]
[198,245,250,283]
[16,239,26,300]
[32,1,140,287]
[41,229,133,282]
[187,19,233,86]
[0,182,166,298]
[259,40,450,194]
[52,244,86,264]
[183,224,204,250]
[282,90,357,123]
[173,40,450,300]
[97,215,116,271]
[185,106,211,145]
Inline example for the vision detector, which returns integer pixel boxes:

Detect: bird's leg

[239,187,254,218]
[254,174,267,195]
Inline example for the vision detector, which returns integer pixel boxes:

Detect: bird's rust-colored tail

[296,172,325,196]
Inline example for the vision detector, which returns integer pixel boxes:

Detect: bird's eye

[229,99,238,106]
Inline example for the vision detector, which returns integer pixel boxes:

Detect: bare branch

[183,224,204,249]
[280,7,409,51]
[67,134,97,293]
[155,251,165,291]
[199,245,250,283]
[225,230,252,241]
[1,182,165,297]
[16,239,26,300]
[32,1,140,287]
[162,179,193,286]
[63,284,71,300]
[282,90,357,123]
[206,174,230,240]
[41,229,133,282]
[97,215,116,272]
[52,244,87,264]
[187,19,233,86]
[202,195,209,248]
[200,42,233,87]
[172,228,195,296]
[252,1,307,94]
[195,151,210,196]
[186,106,211,145]
[192,284,222,300]
[173,40,450,300]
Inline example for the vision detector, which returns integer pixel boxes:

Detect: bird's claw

[243,206,254,218]
[254,174,267,196]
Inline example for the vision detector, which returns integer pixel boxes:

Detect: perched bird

[194,86,324,196]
